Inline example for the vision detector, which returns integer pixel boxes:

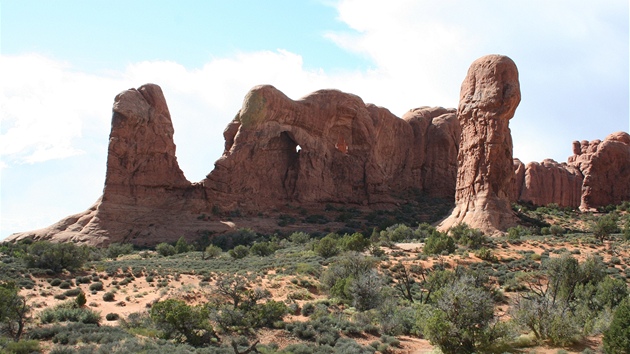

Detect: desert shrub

[249,241,274,257]
[150,298,216,347]
[314,234,340,258]
[105,313,119,321]
[102,292,115,302]
[204,244,222,259]
[339,233,370,252]
[58,281,71,289]
[50,278,62,286]
[24,241,90,273]
[513,254,615,345]
[507,225,529,240]
[174,237,191,254]
[63,288,81,297]
[604,296,630,354]
[550,225,565,236]
[155,243,176,257]
[3,339,40,354]
[624,217,630,240]
[422,275,503,354]
[0,281,30,341]
[88,282,103,292]
[592,213,619,241]
[229,245,250,259]
[290,231,311,244]
[449,223,488,249]
[75,291,86,307]
[75,276,91,284]
[380,224,414,242]
[475,247,498,262]
[321,252,383,310]
[105,243,134,259]
[423,231,455,255]
[39,302,101,325]
[210,228,257,251]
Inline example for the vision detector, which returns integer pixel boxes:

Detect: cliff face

[204,86,460,211]
[512,132,630,210]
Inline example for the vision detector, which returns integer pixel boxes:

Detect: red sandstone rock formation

[204,86,460,208]
[569,132,630,209]
[512,132,630,210]
[438,55,521,234]
[7,84,460,246]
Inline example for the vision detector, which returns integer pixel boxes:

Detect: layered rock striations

[438,55,521,234]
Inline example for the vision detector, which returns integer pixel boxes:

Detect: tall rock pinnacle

[439,55,521,234]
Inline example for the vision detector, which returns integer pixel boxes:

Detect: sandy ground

[21,236,626,353]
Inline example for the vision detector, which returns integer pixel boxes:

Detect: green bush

[290,232,311,244]
[550,225,565,236]
[422,276,501,353]
[63,288,81,297]
[156,243,176,257]
[604,296,630,354]
[106,243,134,259]
[340,233,370,252]
[204,244,222,259]
[102,292,115,302]
[3,339,41,354]
[39,303,101,325]
[250,241,274,257]
[229,245,250,259]
[314,234,340,258]
[174,237,191,254]
[592,214,619,241]
[150,299,216,347]
[105,313,119,321]
[75,291,86,307]
[423,232,455,255]
[88,282,103,292]
[24,241,90,273]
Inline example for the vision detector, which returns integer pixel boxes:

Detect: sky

[1,0,628,240]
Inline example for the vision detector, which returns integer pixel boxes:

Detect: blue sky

[1,0,629,239]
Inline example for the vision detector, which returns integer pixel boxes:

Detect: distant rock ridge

[512,131,630,210]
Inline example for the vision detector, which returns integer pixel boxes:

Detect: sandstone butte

[6,56,629,246]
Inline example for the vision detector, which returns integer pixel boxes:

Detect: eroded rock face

[516,159,583,208]
[439,55,521,234]
[8,85,219,246]
[7,84,460,246]
[570,132,630,209]
[512,132,630,210]
[204,86,460,208]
